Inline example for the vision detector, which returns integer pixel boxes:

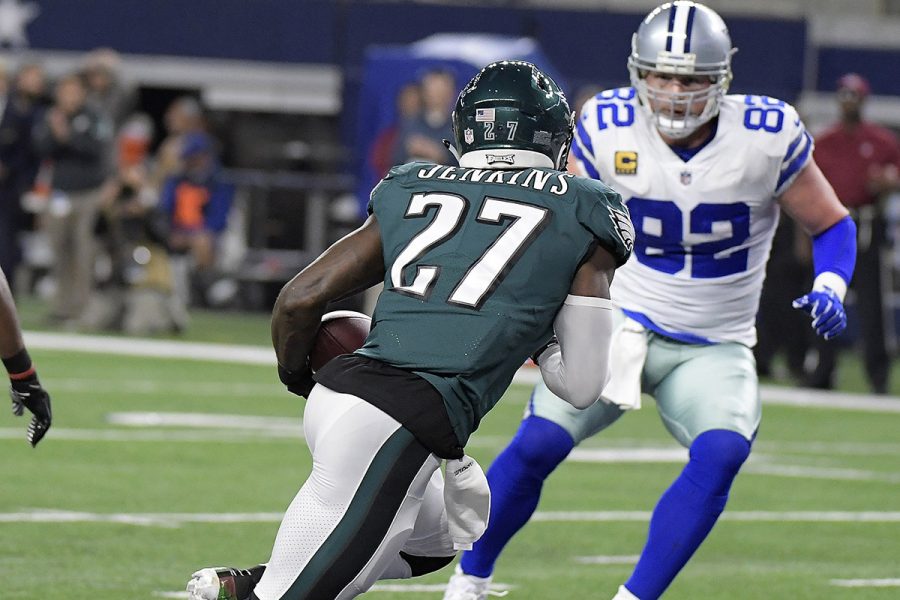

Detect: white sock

[455,563,491,582]
[612,584,640,600]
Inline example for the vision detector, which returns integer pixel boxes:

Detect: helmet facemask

[629,62,731,139]
[627,1,737,139]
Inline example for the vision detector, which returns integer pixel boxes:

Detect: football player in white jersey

[443,3,856,600]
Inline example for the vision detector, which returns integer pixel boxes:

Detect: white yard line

[743,463,900,484]
[42,377,283,397]
[531,511,900,523]
[569,447,900,483]
[755,440,900,455]
[0,426,302,442]
[24,331,275,365]
[153,572,900,598]
[368,583,513,593]
[574,555,640,565]
[106,412,298,430]
[570,448,687,462]
[757,384,900,413]
[829,578,900,587]
[156,583,516,598]
[25,331,900,412]
[6,411,899,485]
[0,510,285,526]
[5,509,900,526]
[5,416,900,488]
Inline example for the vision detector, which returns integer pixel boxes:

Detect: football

[308,310,372,371]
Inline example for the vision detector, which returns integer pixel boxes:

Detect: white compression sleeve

[537,295,614,409]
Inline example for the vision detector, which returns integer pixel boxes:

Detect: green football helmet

[451,61,574,170]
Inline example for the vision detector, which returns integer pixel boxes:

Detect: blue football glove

[792,287,847,340]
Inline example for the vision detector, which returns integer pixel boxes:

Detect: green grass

[2,299,899,599]
[15,296,275,347]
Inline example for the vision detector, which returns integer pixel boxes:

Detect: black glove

[530,336,558,366]
[10,377,52,447]
[277,363,316,399]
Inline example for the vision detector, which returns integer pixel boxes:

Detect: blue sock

[459,415,574,578]
[625,429,751,600]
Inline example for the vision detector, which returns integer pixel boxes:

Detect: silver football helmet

[627,1,736,138]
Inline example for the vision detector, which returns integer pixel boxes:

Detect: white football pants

[253,385,455,600]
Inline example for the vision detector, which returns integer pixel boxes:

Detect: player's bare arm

[566,151,584,175]
[271,215,385,374]
[535,243,618,409]
[0,268,25,357]
[1,268,52,447]
[778,159,849,235]
[570,242,617,298]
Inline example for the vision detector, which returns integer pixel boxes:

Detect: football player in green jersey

[187,60,633,600]
[1,266,52,447]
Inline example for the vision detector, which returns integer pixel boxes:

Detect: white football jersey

[573,88,813,346]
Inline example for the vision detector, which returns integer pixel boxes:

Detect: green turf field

[2,304,899,599]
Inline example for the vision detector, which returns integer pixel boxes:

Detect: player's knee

[687,429,751,494]
[399,551,455,576]
[508,416,574,476]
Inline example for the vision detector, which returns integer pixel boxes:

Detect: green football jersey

[357,162,632,445]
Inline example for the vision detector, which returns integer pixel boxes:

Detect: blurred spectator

[754,217,812,381]
[391,68,456,165]
[159,131,234,307]
[33,73,113,324]
[0,62,47,283]
[81,48,134,128]
[809,73,900,393]
[81,113,186,334]
[369,81,422,179]
[154,96,206,187]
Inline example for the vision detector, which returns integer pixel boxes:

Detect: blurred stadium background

[0,1,899,598]
[4,0,900,316]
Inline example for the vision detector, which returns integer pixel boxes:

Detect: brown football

[309,310,372,371]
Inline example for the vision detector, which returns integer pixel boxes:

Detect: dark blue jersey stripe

[576,118,596,159]
[571,141,602,181]
[777,131,812,191]
[622,309,714,345]
[783,130,804,164]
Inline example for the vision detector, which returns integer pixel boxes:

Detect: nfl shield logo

[464,128,474,144]
[680,170,692,185]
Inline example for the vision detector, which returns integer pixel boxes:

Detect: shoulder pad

[570,176,634,266]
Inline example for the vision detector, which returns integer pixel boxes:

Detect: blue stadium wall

[25,1,806,99]
[28,1,900,95]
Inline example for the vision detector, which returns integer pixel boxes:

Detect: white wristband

[812,271,848,302]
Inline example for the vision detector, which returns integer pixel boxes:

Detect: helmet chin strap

[555,144,569,170]
[443,139,462,164]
